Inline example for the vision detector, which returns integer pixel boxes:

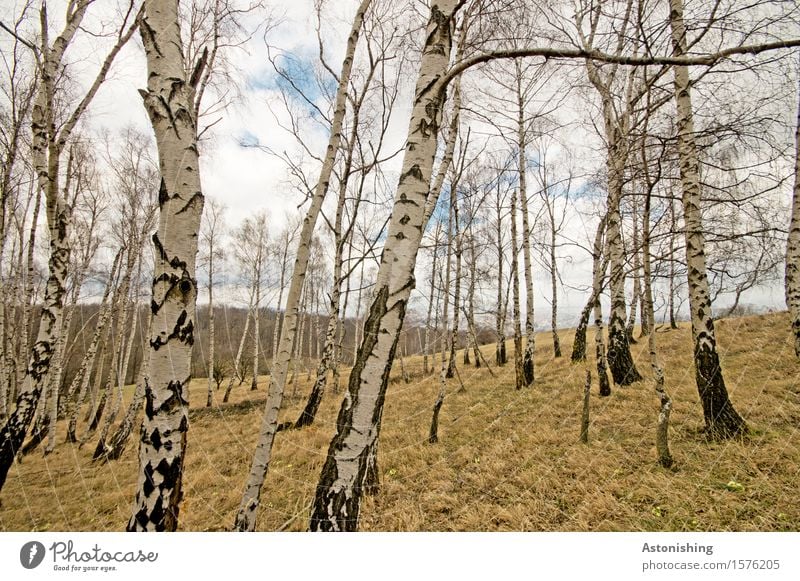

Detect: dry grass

[1,311,799,531]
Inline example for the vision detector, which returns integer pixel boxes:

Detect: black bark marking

[606,310,642,385]
[311,284,408,531]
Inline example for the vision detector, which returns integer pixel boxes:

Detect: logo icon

[20,541,46,569]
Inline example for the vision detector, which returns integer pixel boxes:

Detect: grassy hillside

[1,311,798,531]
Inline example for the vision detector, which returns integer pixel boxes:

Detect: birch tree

[127,0,206,531]
[200,197,225,406]
[785,52,800,356]
[234,0,374,532]
[310,0,463,531]
[667,0,746,438]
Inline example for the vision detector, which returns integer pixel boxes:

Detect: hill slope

[1,312,798,531]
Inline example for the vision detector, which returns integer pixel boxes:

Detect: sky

[0,0,793,331]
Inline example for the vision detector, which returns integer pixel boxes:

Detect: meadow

[1,311,798,532]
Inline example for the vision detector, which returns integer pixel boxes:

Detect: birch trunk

[0,0,139,494]
[495,188,507,366]
[423,240,439,375]
[223,304,251,403]
[102,314,152,462]
[642,162,673,468]
[206,241,215,407]
[550,219,561,357]
[65,253,121,443]
[516,61,535,385]
[785,52,800,356]
[592,216,611,396]
[431,178,456,444]
[668,0,746,439]
[584,35,641,385]
[668,198,679,329]
[234,0,373,532]
[510,189,525,391]
[128,0,205,531]
[309,0,459,531]
[446,180,461,380]
[467,235,481,367]
[250,276,261,391]
[626,197,641,343]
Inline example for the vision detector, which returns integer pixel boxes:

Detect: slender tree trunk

[431,174,457,443]
[785,52,800,356]
[550,221,561,357]
[668,198,679,329]
[516,62,535,385]
[101,315,152,462]
[668,0,746,439]
[234,0,373,532]
[223,305,251,403]
[510,189,525,390]
[626,197,641,344]
[447,182,462,380]
[580,370,591,444]
[423,241,438,375]
[206,244,215,407]
[495,192,507,366]
[128,0,205,531]
[591,217,612,396]
[642,163,673,468]
[251,279,261,391]
[309,0,459,531]
[467,236,481,367]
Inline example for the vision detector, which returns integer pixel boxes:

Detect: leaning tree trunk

[127,0,205,531]
[785,51,800,357]
[587,73,641,386]
[668,0,746,439]
[101,315,151,462]
[309,0,459,531]
[431,167,457,443]
[223,302,251,403]
[590,216,612,397]
[233,0,373,532]
[571,239,609,365]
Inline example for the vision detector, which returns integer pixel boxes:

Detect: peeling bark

[127,0,204,531]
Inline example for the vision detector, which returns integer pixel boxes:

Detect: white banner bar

[1,532,797,580]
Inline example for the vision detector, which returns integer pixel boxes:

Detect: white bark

[310,0,460,531]
[786,52,800,356]
[668,0,746,439]
[128,0,204,531]
[234,0,373,531]
[515,60,535,386]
